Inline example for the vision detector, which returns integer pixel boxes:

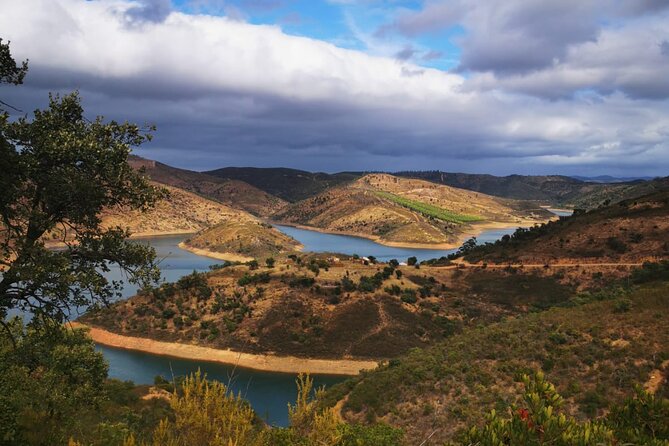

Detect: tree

[0,319,108,445]
[0,90,163,328]
[265,257,275,268]
[407,256,417,266]
[0,39,28,86]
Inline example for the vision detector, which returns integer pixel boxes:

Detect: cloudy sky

[1,0,668,175]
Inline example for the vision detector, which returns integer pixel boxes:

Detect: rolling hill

[458,189,669,264]
[204,166,361,202]
[79,251,585,361]
[99,183,246,237]
[324,275,669,443]
[129,156,287,217]
[182,219,301,261]
[272,173,552,247]
[394,170,669,209]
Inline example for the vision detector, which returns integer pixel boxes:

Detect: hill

[458,189,669,264]
[566,176,669,210]
[79,248,625,363]
[204,166,361,202]
[99,183,247,238]
[272,173,552,247]
[129,156,287,217]
[182,219,301,261]
[394,171,669,210]
[324,272,669,443]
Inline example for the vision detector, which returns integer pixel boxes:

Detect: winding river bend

[94,217,569,425]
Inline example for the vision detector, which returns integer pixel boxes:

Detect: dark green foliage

[613,298,632,313]
[0,92,162,324]
[606,387,669,445]
[208,262,235,270]
[340,276,356,292]
[176,271,212,300]
[400,289,417,304]
[631,261,669,284]
[266,257,276,268]
[0,39,28,87]
[0,319,108,445]
[358,273,385,293]
[237,272,271,287]
[407,256,418,266]
[288,276,316,288]
[338,423,404,445]
[606,236,628,253]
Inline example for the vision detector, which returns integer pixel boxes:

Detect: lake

[274,224,522,262]
[92,217,562,425]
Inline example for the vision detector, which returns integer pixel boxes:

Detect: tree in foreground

[0,90,164,327]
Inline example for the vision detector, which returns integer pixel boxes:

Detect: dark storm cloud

[1,0,668,176]
[124,0,172,23]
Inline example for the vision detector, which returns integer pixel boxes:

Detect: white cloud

[0,0,668,175]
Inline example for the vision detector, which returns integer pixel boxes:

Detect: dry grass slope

[273,173,551,247]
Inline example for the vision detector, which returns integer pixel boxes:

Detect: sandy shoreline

[271,219,549,251]
[71,322,378,376]
[177,243,256,263]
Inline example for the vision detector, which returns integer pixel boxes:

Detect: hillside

[566,176,669,210]
[101,183,243,237]
[394,171,669,210]
[129,156,287,217]
[183,219,301,261]
[204,166,361,202]
[324,272,669,443]
[78,251,626,362]
[40,183,240,244]
[272,173,552,247]
[459,189,669,264]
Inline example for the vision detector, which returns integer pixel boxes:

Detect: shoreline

[71,323,378,376]
[271,219,550,251]
[177,242,256,263]
[44,229,199,249]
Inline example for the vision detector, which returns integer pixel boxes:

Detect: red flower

[517,408,530,421]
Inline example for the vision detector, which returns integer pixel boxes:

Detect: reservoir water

[274,224,522,262]
[94,220,559,425]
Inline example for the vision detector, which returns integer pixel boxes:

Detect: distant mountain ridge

[393,170,669,209]
[204,166,361,202]
[571,175,654,183]
[136,157,668,211]
[128,156,287,217]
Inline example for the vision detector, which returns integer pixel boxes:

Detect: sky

[0,0,668,176]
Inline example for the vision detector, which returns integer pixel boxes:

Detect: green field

[375,191,483,224]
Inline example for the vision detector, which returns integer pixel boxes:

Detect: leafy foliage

[459,372,615,445]
[0,38,28,87]
[0,319,108,445]
[0,92,163,325]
